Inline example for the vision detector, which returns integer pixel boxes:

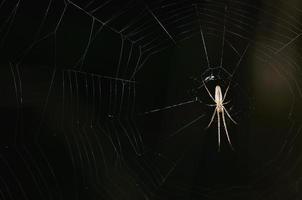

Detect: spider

[203,83,237,151]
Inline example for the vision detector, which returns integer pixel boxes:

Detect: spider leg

[222,100,231,105]
[217,110,221,151]
[223,106,237,124]
[207,108,217,128]
[222,83,230,101]
[222,109,234,150]
[222,43,249,102]
[202,80,215,102]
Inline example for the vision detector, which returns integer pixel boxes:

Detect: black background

[0,0,302,199]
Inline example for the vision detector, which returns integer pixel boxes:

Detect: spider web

[0,0,302,199]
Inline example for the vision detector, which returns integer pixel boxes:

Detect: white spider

[203,83,237,151]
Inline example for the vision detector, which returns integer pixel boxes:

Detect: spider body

[204,84,237,151]
[215,86,223,112]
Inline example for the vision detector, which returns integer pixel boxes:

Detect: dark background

[0,0,302,199]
